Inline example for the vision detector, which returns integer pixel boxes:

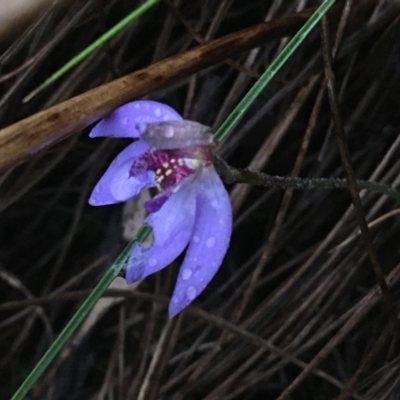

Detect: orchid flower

[89,100,232,317]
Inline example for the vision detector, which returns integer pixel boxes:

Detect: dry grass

[1,0,400,399]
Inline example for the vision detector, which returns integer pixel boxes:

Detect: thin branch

[214,157,400,204]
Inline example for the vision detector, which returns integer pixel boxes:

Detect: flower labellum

[89,100,232,317]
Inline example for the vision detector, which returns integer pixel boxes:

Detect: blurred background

[1,0,400,399]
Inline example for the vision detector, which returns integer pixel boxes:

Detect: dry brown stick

[0,4,346,175]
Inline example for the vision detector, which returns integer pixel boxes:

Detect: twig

[214,157,400,204]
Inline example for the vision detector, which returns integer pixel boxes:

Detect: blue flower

[89,100,232,317]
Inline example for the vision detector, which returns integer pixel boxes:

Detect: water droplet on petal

[149,258,157,267]
[194,270,204,282]
[134,103,141,109]
[182,269,192,280]
[136,122,146,134]
[193,236,200,243]
[211,200,219,209]
[154,108,161,117]
[206,237,215,248]
[164,126,174,138]
[122,117,128,125]
[186,286,197,300]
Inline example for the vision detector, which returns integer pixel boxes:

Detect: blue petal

[90,101,182,138]
[169,167,232,317]
[126,178,197,283]
[89,141,153,206]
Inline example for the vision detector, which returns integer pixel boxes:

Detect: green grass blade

[213,0,336,143]
[23,0,160,103]
[10,225,152,400]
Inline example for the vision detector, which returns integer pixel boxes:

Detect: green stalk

[214,0,336,143]
[23,0,160,102]
[11,226,151,400]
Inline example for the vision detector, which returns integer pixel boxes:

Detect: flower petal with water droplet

[89,141,152,205]
[169,167,232,317]
[90,100,182,138]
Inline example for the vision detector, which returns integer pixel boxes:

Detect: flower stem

[213,0,336,143]
[215,157,400,204]
[10,225,151,400]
